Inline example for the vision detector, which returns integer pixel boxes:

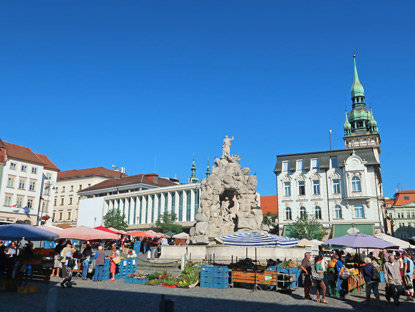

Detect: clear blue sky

[1,1,414,197]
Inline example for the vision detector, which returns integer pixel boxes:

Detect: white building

[275,148,384,238]
[0,139,59,225]
[274,56,384,238]
[54,167,124,225]
[77,173,201,230]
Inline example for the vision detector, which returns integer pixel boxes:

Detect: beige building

[53,167,124,225]
[0,139,59,225]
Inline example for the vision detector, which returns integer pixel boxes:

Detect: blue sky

[1,1,414,197]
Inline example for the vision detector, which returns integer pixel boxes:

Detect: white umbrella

[173,232,189,239]
[374,233,415,249]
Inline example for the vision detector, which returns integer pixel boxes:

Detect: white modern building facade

[0,140,58,225]
[77,173,201,230]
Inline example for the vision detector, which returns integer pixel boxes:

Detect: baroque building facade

[0,139,59,225]
[274,57,384,238]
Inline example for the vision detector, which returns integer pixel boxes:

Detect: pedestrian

[384,254,403,306]
[313,256,327,304]
[52,239,64,277]
[6,242,18,258]
[332,255,346,298]
[60,242,72,282]
[402,252,414,301]
[300,252,313,300]
[81,243,93,280]
[109,246,117,281]
[363,257,381,306]
[94,246,105,282]
[61,248,76,288]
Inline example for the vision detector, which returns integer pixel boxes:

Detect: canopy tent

[374,233,415,249]
[159,232,171,238]
[325,233,398,249]
[94,226,118,234]
[311,239,324,246]
[173,232,190,239]
[59,226,119,240]
[128,231,156,238]
[108,227,127,235]
[0,224,59,241]
[297,238,319,247]
[163,231,176,237]
[219,232,298,247]
[37,225,63,236]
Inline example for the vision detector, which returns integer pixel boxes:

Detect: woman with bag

[61,248,76,288]
[313,256,327,304]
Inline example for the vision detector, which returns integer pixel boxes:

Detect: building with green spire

[188,154,199,184]
[344,55,381,152]
[206,159,211,178]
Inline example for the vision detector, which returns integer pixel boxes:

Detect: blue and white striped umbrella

[220,232,298,247]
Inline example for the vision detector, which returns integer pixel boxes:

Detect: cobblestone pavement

[2,277,414,312]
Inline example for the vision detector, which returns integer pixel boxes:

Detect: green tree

[152,212,183,234]
[263,212,280,235]
[289,213,327,240]
[103,209,128,231]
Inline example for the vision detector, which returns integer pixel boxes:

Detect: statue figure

[220,197,233,222]
[222,135,234,159]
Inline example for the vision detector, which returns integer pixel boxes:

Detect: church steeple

[344,55,381,153]
[206,158,211,178]
[188,154,199,184]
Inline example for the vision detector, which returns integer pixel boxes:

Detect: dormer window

[311,158,319,169]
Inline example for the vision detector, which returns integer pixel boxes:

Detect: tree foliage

[289,213,327,240]
[103,209,128,231]
[152,212,183,234]
[263,212,279,235]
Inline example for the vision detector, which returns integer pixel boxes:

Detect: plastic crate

[200,280,228,289]
[213,270,229,278]
[277,266,298,274]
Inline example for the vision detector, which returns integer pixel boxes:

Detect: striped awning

[219,232,298,247]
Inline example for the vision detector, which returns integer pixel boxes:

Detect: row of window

[54,196,79,206]
[397,222,414,228]
[283,177,361,197]
[56,184,90,193]
[392,212,415,219]
[284,204,365,220]
[52,211,73,221]
[6,177,37,191]
[282,157,339,172]
[10,162,39,174]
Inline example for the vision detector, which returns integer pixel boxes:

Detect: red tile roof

[260,196,278,215]
[2,141,59,171]
[58,167,125,180]
[80,173,178,192]
[384,198,394,209]
[394,191,415,206]
[36,153,59,171]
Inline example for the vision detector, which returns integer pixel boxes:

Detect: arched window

[286,207,292,221]
[352,176,361,192]
[354,204,365,218]
[335,205,342,219]
[315,206,322,220]
[300,206,306,219]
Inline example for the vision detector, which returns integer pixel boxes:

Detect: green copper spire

[206,158,211,178]
[351,55,365,98]
[189,154,199,183]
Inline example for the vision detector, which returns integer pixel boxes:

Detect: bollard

[159,295,175,312]
[180,255,185,271]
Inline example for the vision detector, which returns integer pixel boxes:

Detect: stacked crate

[93,259,110,281]
[115,258,137,279]
[200,265,229,289]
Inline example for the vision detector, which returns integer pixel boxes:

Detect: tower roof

[344,110,351,130]
[351,55,365,98]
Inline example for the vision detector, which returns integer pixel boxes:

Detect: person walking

[363,257,381,306]
[332,255,346,298]
[300,252,313,300]
[61,248,76,288]
[60,242,72,282]
[94,246,105,282]
[81,244,93,280]
[313,256,327,304]
[384,254,404,306]
[403,252,414,301]
[52,240,64,277]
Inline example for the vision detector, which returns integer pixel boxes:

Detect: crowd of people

[300,249,415,306]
